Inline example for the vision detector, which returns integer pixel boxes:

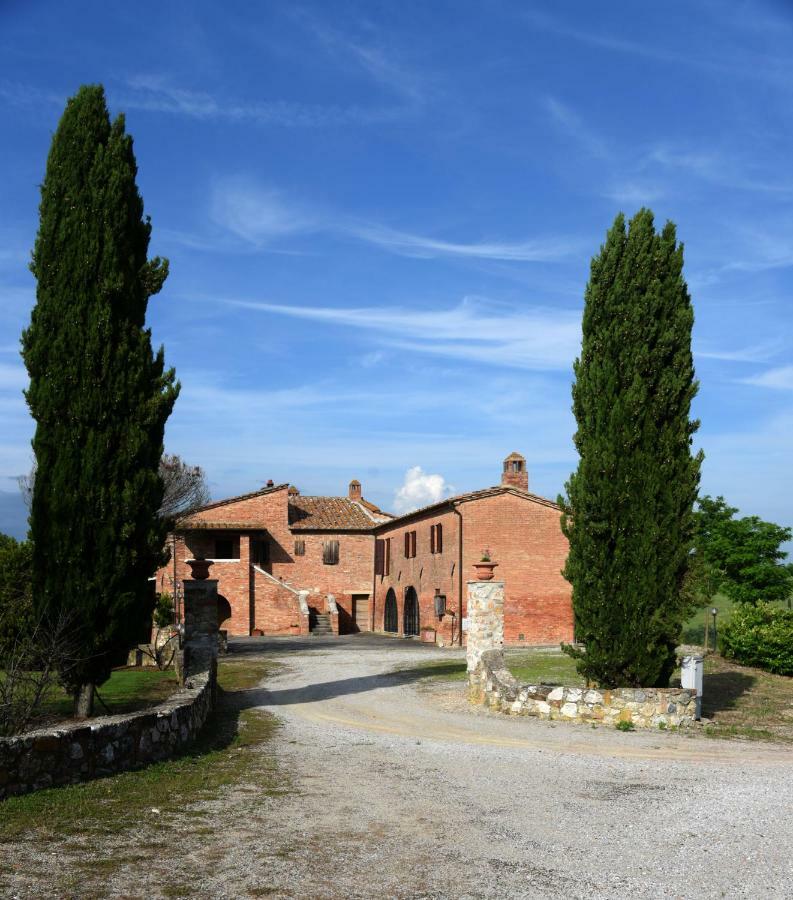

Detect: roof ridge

[374,484,559,528]
[178,483,289,519]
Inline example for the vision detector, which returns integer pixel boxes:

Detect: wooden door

[352,594,371,632]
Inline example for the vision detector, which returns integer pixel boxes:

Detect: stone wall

[0,576,219,800]
[0,671,214,800]
[470,649,698,729]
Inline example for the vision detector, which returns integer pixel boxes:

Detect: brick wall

[460,493,573,645]
[373,508,462,645]
[276,531,375,633]
[154,486,377,637]
[372,491,573,647]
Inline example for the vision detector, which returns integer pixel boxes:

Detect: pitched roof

[288,495,392,531]
[374,485,559,530]
[175,481,393,533]
[182,483,287,515]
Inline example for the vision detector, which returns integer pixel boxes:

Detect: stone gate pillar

[179,576,219,685]
[466,580,505,673]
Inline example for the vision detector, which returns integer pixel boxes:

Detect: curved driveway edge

[227,634,793,899]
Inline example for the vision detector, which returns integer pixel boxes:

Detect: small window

[214,537,234,559]
[434,523,443,554]
[512,460,522,473]
[385,537,391,575]
[323,539,340,565]
[294,538,305,556]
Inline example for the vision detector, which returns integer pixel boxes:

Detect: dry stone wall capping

[470,649,698,728]
[0,576,219,801]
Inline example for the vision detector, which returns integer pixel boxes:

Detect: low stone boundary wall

[470,650,698,728]
[0,670,214,800]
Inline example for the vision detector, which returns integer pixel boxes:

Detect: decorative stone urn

[473,561,498,581]
[187,557,212,580]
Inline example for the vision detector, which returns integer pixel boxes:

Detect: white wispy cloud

[300,14,426,104]
[393,466,453,513]
[209,179,317,245]
[122,74,407,128]
[344,222,577,262]
[206,177,577,262]
[601,180,664,206]
[544,97,610,160]
[0,76,408,129]
[741,366,793,391]
[222,295,581,370]
[695,340,784,364]
[647,145,793,195]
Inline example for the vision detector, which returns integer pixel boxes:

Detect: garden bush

[720,602,793,676]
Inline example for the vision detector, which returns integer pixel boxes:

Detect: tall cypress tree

[22,85,178,716]
[560,209,702,688]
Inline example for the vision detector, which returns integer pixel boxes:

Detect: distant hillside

[0,491,28,540]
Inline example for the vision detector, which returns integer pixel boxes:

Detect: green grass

[410,644,793,743]
[37,667,180,722]
[680,592,736,646]
[699,653,793,742]
[0,657,279,845]
[404,649,583,686]
[506,650,583,686]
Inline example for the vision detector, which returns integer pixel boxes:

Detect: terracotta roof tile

[289,496,390,531]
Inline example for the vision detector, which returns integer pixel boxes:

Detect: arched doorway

[403,586,419,636]
[217,595,232,629]
[384,588,398,633]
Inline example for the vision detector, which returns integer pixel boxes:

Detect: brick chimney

[501,452,528,491]
[348,479,362,501]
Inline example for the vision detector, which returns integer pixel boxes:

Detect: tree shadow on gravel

[238,664,464,709]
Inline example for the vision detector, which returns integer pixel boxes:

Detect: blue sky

[1,1,792,539]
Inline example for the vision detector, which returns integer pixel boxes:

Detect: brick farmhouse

[156,453,573,646]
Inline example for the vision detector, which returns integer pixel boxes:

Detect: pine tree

[560,209,702,688]
[22,85,178,716]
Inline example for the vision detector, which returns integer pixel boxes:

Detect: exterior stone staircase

[309,608,333,635]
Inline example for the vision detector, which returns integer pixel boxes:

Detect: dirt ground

[4,634,793,899]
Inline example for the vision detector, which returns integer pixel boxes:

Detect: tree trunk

[74,682,95,718]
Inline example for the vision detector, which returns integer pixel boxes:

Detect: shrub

[0,534,33,659]
[720,602,793,675]
[153,592,174,630]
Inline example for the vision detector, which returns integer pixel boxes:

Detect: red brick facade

[372,453,573,646]
[155,483,383,637]
[155,455,574,645]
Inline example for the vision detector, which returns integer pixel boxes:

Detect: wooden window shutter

[294,538,305,557]
[404,532,410,558]
[385,538,391,575]
[323,539,340,565]
[375,539,385,575]
[430,525,435,554]
[436,523,442,553]
[410,530,417,558]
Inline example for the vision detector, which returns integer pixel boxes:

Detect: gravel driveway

[210,634,792,899]
[5,635,792,899]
